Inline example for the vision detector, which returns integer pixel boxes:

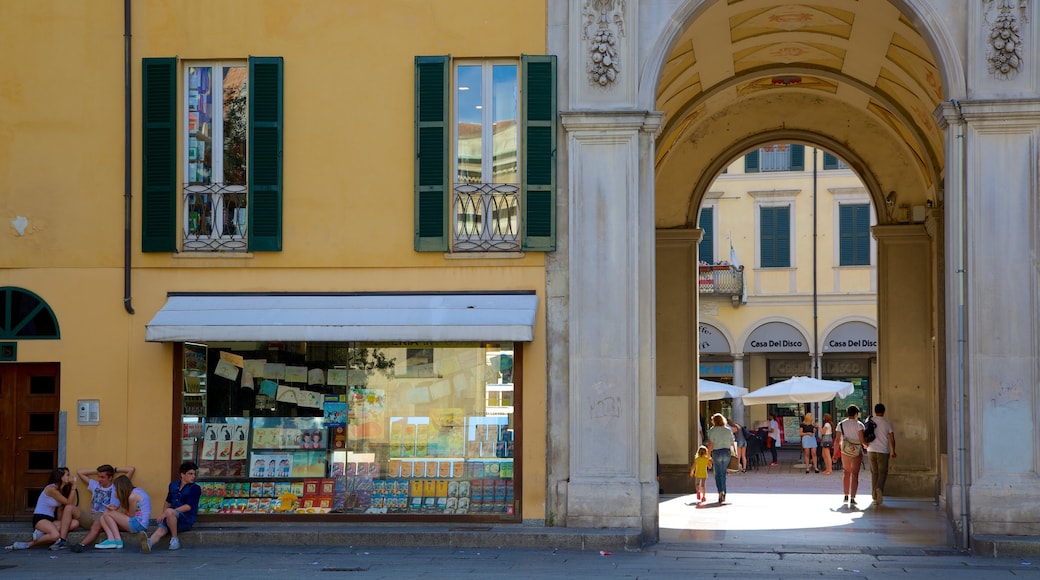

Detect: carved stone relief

[984,0,1030,80]
[582,0,625,88]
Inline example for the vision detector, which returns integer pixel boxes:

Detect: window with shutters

[415,55,556,253]
[142,57,282,253]
[838,203,871,266]
[744,144,804,173]
[759,205,792,268]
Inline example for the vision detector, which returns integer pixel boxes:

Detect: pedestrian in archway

[767,413,781,466]
[820,413,835,474]
[800,413,819,473]
[835,405,868,507]
[706,413,735,503]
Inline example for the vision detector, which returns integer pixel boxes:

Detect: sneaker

[843,495,849,503]
[32,529,44,541]
[71,543,86,553]
[95,539,123,550]
[138,531,151,554]
[850,498,858,507]
[168,537,181,551]
[6,542,30,551]
[49,538,68,551]
[769,462,778,466]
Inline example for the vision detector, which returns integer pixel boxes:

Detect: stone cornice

[560,110,664,134]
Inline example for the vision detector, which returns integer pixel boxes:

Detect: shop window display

[179,342,517,519]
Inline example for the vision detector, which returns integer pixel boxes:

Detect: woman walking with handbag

[834,405,868,507]
[705,413,736,504]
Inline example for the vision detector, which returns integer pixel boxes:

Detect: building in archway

[657,147,881,490]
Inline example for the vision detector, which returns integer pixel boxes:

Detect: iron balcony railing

[452,183,521,252]
[182,183,248,252]
[698,265,744,296]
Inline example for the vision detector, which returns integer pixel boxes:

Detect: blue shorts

[129,518,148,533]
[158,511,194,533]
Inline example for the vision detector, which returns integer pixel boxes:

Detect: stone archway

[548,0,1040,552]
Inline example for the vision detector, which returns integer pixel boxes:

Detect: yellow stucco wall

[2,0,549,519]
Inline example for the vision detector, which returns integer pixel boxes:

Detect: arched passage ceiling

[655,0,945,228]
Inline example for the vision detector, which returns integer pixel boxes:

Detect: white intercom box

[77,399,100,425]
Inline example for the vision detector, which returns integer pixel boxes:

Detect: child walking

[689,445,711,503]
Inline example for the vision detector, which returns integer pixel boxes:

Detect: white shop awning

[145,292,539,343]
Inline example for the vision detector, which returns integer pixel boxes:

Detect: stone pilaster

[872,224,938,497]
[560,110,661,539]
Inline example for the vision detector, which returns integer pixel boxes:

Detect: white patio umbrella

[697,378,749,401]
[741,376,855,405]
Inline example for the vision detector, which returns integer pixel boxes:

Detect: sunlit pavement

[658,456,951,551]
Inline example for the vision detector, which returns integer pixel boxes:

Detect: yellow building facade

[1,0,552,523]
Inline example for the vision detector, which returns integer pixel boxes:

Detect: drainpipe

[812,147,819,380]
[123,0,135,315]
[950,99,968,549]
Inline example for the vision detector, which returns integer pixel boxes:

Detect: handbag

[839,422,861,457]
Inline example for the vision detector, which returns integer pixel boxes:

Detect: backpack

[863,416,877,443]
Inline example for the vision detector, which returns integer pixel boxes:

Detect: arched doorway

[546,0,950,540]
[650,0,945,530]
[548,0,1037,552]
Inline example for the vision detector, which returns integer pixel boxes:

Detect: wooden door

[0,363,61,520]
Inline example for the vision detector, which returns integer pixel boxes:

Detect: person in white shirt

[865,403,897,506]
[767,414,781,466]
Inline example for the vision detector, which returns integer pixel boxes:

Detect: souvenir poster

[263,363,286,380]
[348,387,386,442]
[284,366,307,383]
[307,368,326,386]
[291,451,328,478]
[259,380,278,398]
[297,389,322,409]
[241,368,255,390]
[231,439,248,461]
[323,395,348,427]
[327,368,347,386]
[244,359,266,379]
[276,385,300,405]
[429,408,465,457]
[250,452,292,479]
[214,358,239,381]
[220,350,244,367]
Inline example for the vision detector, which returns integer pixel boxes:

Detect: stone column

[656,229,699,494]
[560,111,661,539]
[872,224,937,497]
[731,353,746,425]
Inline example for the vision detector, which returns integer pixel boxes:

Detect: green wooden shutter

[141,58,177,252]
[790,144,805,171]
[522,54,557,251]
[745,149,759,173]
[761,205,791,268]
[698,207,714,263]
[414,56,450,252]
[248,56,283,251]
[839,203,871,266]
[823,152,839,170]
[776,205,791,267]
